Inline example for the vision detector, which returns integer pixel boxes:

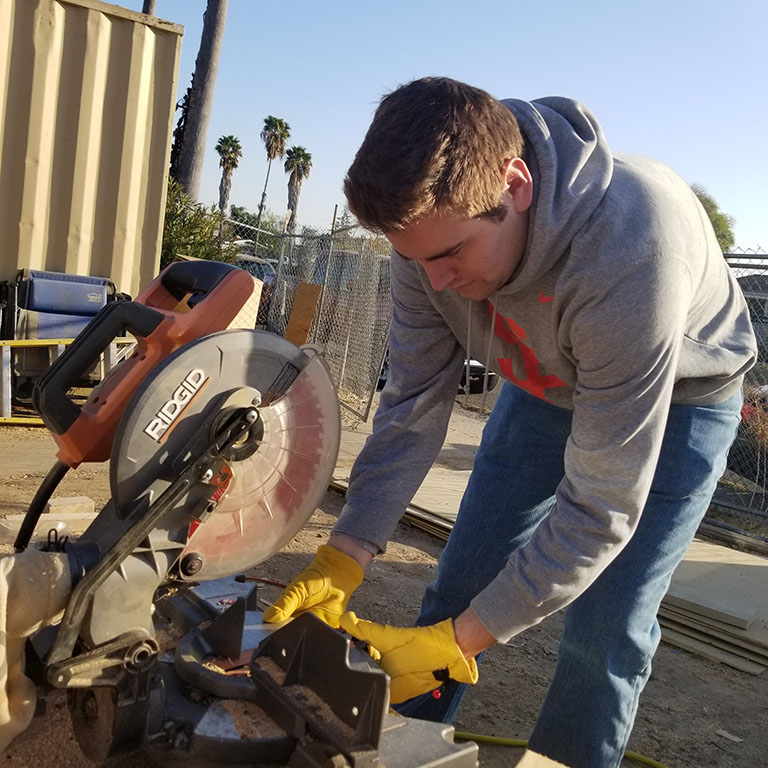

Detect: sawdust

[202,660,228,674]
[218,699,284,740]
[252,656,287,687]
[0,416,767,767]
[284,683,355,745]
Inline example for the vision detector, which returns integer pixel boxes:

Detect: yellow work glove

[338,612,479,704]
[262,545,364,628]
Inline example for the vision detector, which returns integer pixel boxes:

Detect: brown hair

[344,77,524,233]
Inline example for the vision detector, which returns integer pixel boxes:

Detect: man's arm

[454,607,497,657]
[328,533,374,570]
[333,251,467,553]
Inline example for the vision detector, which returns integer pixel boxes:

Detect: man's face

[386,159,532,302]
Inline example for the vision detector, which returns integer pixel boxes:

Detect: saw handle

[33,302,164,435]
[32,262,258,468]
[160,259,238,302]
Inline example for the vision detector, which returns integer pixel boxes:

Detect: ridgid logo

[143,369,209,442]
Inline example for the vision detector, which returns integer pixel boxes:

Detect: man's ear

[503,158,533,213]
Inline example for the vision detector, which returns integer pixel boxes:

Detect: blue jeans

[396,383,741,768]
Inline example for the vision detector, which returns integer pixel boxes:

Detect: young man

[264,77,756,767]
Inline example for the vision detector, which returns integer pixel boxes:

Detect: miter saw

[14,261,477,767]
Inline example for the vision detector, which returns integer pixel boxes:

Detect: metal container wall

[0,0,182,297]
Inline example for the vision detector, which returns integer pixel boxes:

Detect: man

[264,77,756,767]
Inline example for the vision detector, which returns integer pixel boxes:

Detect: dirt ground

[0,400,766,768]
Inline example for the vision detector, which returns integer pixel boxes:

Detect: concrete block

[44,496,95,516]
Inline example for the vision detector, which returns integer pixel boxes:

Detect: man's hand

[339,612,479,704]
[263,545,363,627]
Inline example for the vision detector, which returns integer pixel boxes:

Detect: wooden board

[659,605,768,653]
[660,626,766,676]
[659,615,768,666]
[663,583,755,629]
[284,282,322,347]
[664,538,767,630]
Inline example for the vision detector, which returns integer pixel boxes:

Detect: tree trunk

[256,159,273,229]
[175,0,229,201]
[141,1,157,14]
[287,178,301,234]
[219,170,231,213]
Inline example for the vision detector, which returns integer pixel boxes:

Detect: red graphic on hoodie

[538,291,554,303]
[491,306,567,401]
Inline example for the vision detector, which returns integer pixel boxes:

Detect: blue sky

[154,0,767,249]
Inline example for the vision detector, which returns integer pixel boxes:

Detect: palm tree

[215,134,242,213]
[256,116,290,229]
[175,0,229,200]
[284,146,312,234]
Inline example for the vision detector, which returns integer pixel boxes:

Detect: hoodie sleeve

[332,251,467,552]
[471,253,695,642]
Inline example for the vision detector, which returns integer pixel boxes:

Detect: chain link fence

[717,247,768,519]
[226,218,391,421]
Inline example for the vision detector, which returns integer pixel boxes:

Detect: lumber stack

[659,538,768,675]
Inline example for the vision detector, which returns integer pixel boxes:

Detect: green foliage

[285,146,312,233]
[334,207,391,256]
[215,134,243,213]
[229,204,283,261]
[261,116,291,161]
[161,178,239,269]
[229,205,259,229]
[691,184,736,253]
[215,135,242,171]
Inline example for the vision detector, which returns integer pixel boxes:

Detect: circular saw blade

[110,330,340,581]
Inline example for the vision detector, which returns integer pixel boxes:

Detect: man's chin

[457,285,493,301]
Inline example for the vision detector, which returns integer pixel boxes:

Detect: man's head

[344,77,525,233]
[345,77,533,300]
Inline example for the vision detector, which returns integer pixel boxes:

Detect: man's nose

[423,261,455,292]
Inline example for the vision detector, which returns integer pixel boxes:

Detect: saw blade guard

[110,330,341,581]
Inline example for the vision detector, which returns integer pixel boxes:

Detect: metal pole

[1,345,11,419]
[273,210,292,333]
[313,205,338,343]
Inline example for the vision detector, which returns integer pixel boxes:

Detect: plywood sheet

[661,627,766,675]
[659,605,768,653]
[659,615,768,666]
[664,583,755,629]
[285,283,322,347]
[665,538,767,627]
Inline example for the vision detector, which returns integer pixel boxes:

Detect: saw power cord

[452,731,670,768]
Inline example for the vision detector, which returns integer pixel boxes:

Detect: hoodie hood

[498,97,614,294]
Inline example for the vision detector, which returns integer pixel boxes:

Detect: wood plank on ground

[660,626,766,676]
[658,605,768,654]
[663,538,767,638]
[658,615,768,667]
[663,583,755,629]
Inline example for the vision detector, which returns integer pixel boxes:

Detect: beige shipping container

[0,0,182,297]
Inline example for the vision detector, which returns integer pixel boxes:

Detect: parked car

[233,254,276,323]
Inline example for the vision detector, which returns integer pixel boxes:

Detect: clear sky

[153,0,767,249]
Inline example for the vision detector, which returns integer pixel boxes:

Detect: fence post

[313,205,338,343]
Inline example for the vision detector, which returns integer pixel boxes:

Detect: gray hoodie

[334,97,757,642]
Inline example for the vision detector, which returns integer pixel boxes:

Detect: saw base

[138,582,479,767]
